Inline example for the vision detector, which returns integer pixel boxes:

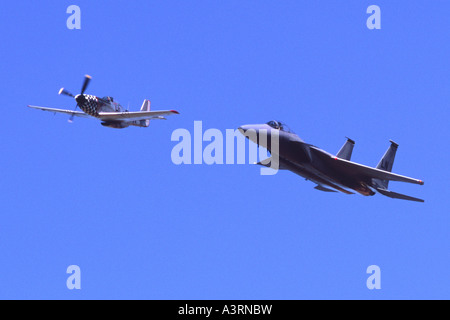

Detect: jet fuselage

[239,123,377,196]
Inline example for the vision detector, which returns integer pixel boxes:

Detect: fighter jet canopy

[266,120,294,133]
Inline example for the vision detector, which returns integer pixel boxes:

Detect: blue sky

[0,0,448,299]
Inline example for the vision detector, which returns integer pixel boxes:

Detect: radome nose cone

[238,125,249,134]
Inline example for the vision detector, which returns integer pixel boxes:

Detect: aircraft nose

[238,125,250,134]
[238,124,264,145]
[238,124,265,135]
[75,94,86,105]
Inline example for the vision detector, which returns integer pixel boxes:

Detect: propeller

[58,88,74,98]
[58,75,92,123]
[80,74,91,95]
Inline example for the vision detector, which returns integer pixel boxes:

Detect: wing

[316,148,424,185]
[98,110,179,121]
[28,105,93,119]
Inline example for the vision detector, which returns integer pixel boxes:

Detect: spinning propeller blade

[58,88,74,97]
[59,74,93,123]
[81,74,91,95]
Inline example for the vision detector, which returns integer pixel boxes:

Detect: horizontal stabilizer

[375,188,424,203]
[314,185,337,192]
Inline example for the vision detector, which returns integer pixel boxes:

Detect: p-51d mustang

[28,75,179,129]
[239,121,425,202]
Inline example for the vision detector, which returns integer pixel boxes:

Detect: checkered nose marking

[76,94,98,116]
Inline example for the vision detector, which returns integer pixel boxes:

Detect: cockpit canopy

[102,96,114,102]
[266,120,294,133]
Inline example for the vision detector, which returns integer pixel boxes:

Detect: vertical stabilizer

[372,140,398,189]
[140,99,151,112]
[336,137,355,160]
[139,99,151,127]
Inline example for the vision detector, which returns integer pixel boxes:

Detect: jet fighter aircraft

[28,75,179,128]
[238,121,425,202]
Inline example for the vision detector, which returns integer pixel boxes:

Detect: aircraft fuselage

[75,94,124,117]
[238,123,376,196]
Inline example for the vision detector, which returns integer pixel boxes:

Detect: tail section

[372,140,398,189]
[140,99,151,112]
[370,140,424,202]
[375,187,424,203]
[128,100,151,128]
[138,99,151,127]
[336,137,355,160]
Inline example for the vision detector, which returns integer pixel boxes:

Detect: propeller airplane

[28,75,179,129]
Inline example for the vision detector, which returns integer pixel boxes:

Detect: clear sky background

[0,1,448,299]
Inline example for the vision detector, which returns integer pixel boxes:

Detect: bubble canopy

[266,120,295,133]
